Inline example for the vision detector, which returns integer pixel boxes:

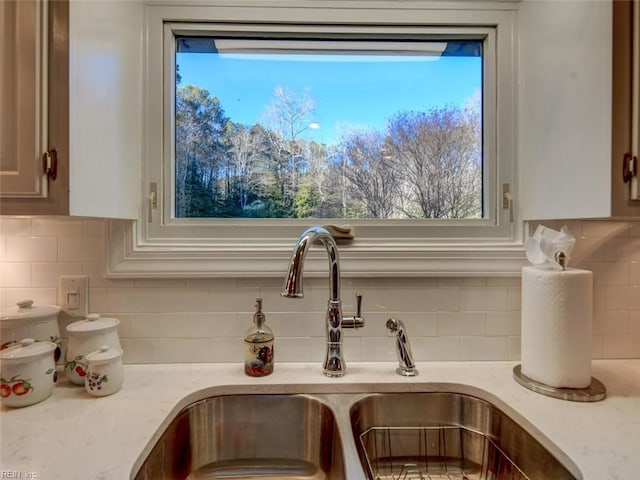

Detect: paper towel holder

[513,365,606,402]
[554,251,567,270]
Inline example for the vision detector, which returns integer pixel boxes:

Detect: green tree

[175,85,229,217]
[294,183,321,218]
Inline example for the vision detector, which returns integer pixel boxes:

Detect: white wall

[1,216,639,363]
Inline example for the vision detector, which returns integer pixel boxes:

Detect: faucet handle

[355,292,363,318]
[342,292,365,329]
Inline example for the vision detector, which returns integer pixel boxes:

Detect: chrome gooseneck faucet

[281,226,364,377]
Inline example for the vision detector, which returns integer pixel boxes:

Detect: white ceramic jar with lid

[85,345,124,397]
[65,313,121,385]
[0,338,57,408]
[1,300,61,361]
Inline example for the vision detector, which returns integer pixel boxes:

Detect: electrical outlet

[58,275,89,318]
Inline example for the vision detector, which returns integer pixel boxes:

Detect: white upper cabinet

[68,0,142,219]
[520,0,640,220]
[518,0,614,220]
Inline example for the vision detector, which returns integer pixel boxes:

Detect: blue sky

[177,49,481,145]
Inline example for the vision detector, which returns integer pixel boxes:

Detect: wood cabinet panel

[1,0,69,215]
[612,0,640,216]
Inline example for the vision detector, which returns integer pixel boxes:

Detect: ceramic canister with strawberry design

[0,338,57,408]
[65,314,121,385]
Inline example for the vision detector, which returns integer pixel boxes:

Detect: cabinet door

[612,0,640,216]
[67,0,141,219]
[0,0,69,215]
[519,0,613,220]
[0,0,48,198]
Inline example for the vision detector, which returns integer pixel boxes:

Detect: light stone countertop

[1,360,639,480]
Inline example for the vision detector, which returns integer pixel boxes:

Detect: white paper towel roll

[521,265,593,389]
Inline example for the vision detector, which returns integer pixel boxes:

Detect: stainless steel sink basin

[349,392,578,480]
[133,394,345,480]
[132,385,581,480]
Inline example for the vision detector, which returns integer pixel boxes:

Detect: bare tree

[387,105,481,219]
[341,129,400,219]
[261,86,318,210]
[226,124,268,212]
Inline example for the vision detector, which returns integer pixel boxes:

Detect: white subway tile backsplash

[507,286,521,311]
[592,335,604,359]
[6,236,57,262]
[31,262,83,288]
[135,313,188,338]
[628,311,640,334]
[360,336,396,361]
[189,312,241,338]
[58,235,105,262]
[107,287,159,313]
[0,262,31,288]
[279,311,327,337]
[605,236,640,262]
[603,334,640,358]
[120,338,158,363]
[211,287,264,312]
[32,218,83,237]
[629,261,640,286]
[460,336,509,361]
[115,313,136,338]
[436,312,486,336]
[384,312,437,337]
[158,338,211,363]
[89,287,108,313]
[0,218,31,236]
[275,337,314,362]
[211,337,243,362]
[582,261,630,286]
[342,336,363,362]
[629,223,640,237]
[82,219,106,236]
[408,287,460,311]
[486,312,521,336]
[581,220,630,238]
[3,287,57,308]
[508,336,521,360]
[459,286,508,311]
[155,288,214,313]
[605,286,640,310]
[593,310,628,335]
[1,216,639,362]
[571,236,606,263]
[412,336,460,361]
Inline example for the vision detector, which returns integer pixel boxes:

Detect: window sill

[106,220,527,278]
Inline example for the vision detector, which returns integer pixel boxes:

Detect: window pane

[175,36,482,219]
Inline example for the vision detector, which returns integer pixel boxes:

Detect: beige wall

[1,216,639,363]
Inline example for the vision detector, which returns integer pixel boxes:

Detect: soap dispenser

[244,298,274,377]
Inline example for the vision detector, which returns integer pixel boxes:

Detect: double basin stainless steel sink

[132,385,580,480]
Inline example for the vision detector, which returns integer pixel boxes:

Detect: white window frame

[106,0,526,278]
